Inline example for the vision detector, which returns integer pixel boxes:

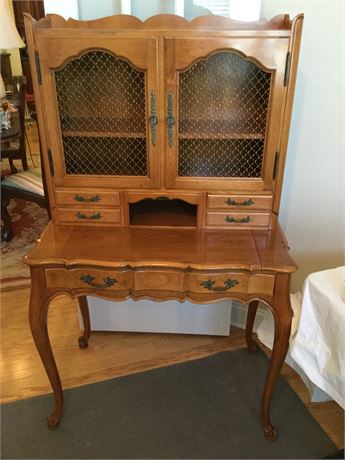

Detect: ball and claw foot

[47,414,60,430]
[264,424,277,441]
[78,336,89,349]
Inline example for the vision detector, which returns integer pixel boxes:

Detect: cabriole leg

[245,300,259,354]
[29,267,63,429]
[77,296,91,349]
[261,274,293,441]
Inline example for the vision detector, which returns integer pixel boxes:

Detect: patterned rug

[1,199,48,291]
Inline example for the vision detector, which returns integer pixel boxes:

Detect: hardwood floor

[0,287,343,448]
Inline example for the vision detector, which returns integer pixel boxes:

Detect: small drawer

[207,211,270,228]
[56,190,120,207]
[57,207,121,224]
[207,194,272,210]
[45,268,131,291]
[186,272,274,296]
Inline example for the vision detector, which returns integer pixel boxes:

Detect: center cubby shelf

[129,199,198,227]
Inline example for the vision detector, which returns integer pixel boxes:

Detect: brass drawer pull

[225,216,252,223]
[80,274,117,289]
[76,211,101,220]
[74,194,100,203]
[225,198,254,207]
[200,279,239,292]
[166,91,174,147]
[149,91,158,146]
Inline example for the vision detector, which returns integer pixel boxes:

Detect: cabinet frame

[25,13,303,229]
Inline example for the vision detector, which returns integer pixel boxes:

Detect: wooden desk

[25,222,296,440]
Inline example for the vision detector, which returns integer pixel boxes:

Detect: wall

[44,0,79,19]
[4,0,22,76]
[76,0,210,20]
[78,0,121,20]
[262,0,344,290]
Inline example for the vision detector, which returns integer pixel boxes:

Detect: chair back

[3,76,27,159]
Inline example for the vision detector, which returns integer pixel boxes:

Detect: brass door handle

[149,91,158,145]
[166,92,174,147]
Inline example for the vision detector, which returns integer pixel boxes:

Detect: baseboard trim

[230,301,266,330]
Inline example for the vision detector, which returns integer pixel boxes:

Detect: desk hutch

[24,12,303,439]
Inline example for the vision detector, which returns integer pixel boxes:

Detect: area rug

[1,349,336,459]
[1,199,48,291]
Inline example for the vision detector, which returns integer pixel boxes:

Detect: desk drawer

[186,272,274,296]
[56,190,120,207]
[134,269,183,291]
[207,211,270,228]
[207,194,272,210]
[45,268,131,290]
[57,207,121,224]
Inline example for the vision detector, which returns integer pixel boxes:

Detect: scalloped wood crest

[24,12,302,31]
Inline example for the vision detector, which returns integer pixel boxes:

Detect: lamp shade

[0,0,25,49]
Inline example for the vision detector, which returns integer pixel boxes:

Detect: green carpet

[1,349,337,459]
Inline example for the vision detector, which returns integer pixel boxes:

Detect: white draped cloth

[257,266,345,409]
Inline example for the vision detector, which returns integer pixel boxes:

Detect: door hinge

[35,51,42,85]
[273,152,279,180]
[284,52,291,87]
[47,148,54,176]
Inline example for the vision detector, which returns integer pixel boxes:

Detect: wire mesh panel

[55,51,147,176]
[178,51,271,178]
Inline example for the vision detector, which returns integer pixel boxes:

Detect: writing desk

[25,221,296,440]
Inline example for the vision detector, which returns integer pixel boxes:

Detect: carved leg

[261,274,293,441]
[245,300,259,354]
[29,267,63,429]
[78,296,91,349]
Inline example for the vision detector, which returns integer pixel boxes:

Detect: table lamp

[0,0,25,99]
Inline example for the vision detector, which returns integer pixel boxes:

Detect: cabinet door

[35,34,159,188]
[164,37,289,191]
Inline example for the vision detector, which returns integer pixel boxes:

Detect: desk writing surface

[25,222,296,273]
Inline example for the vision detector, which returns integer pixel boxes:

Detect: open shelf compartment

[129,198,198,227]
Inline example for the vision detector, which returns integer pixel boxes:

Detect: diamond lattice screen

[178,51,271,178]
[55,51,147,176]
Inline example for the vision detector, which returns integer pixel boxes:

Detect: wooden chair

[1,76,29,173]
[1,167,50,241]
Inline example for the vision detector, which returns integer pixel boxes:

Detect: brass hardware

[166,92,174,147]
[76,212,101,220]
[148,92,158,145]
[225,198,254,207]
[200,279,239,292]
[225,216,252,224]
[80,274,117,289]
[74,194,100,203]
